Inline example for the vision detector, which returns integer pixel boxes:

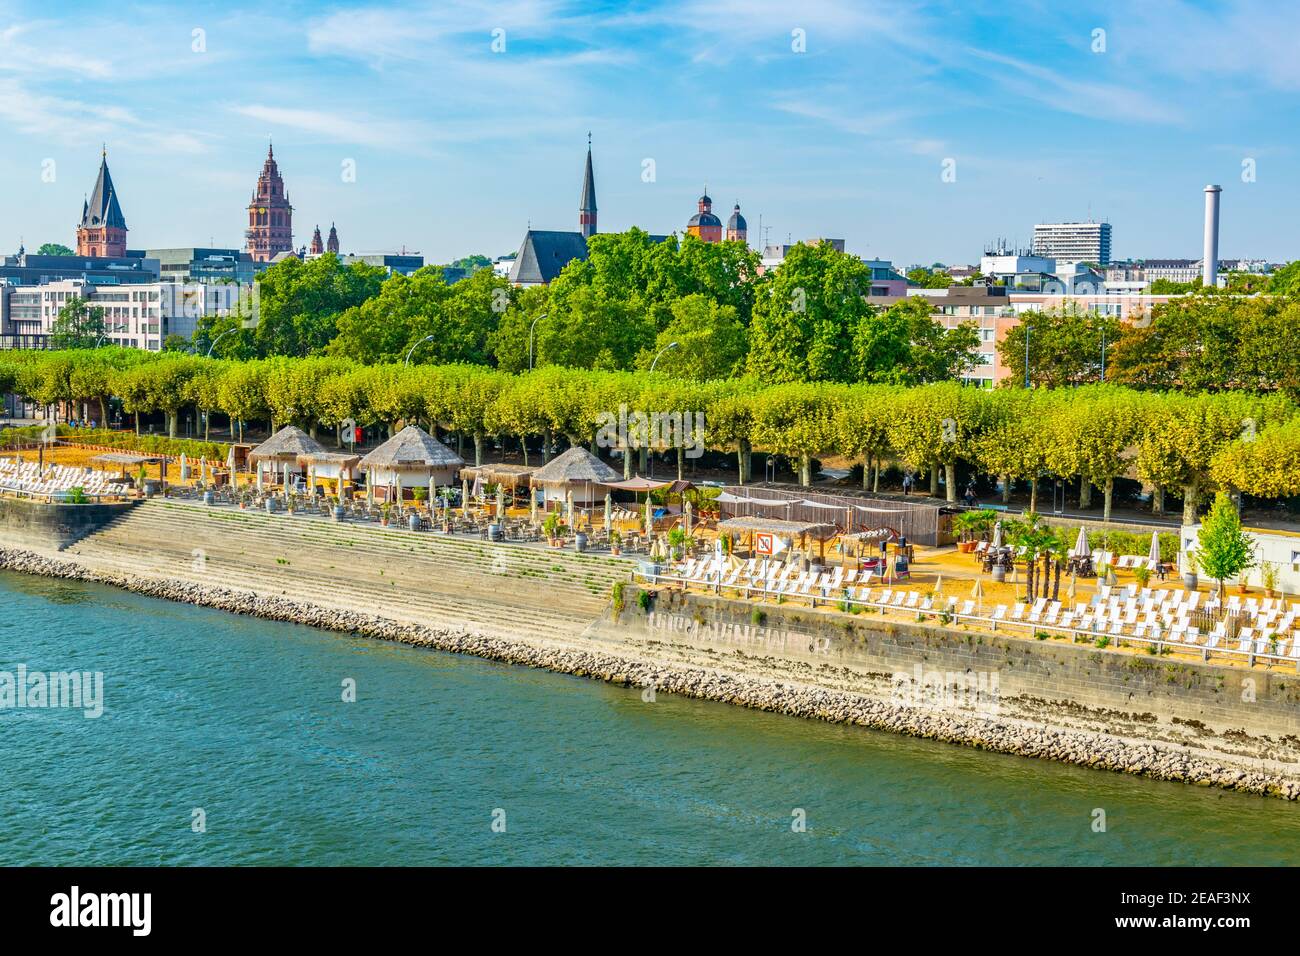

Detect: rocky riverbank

[3,544,1298,801]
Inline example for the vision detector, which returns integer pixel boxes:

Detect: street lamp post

[527,313,548,371]
[649,341,680,374]
[1024,325,1033,389]
[95,324,128,348]
[405,334,436,366]
[206,327,237,357]
[646,342,681,478]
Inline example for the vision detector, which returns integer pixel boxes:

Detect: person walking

[902,473,914,496]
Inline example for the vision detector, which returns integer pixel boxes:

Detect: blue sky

[2,0,1298,266]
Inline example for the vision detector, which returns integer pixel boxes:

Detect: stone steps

[64,499,632,642]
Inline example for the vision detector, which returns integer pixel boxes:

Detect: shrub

[636,589,652,612]
[611,581,626,614]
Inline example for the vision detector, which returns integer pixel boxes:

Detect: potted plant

[609,529,622,556]
[1261,560,1280,598]
[331,494,346,521]
[543,512,566,546]
[380,503,392,527]
[667,527,687,561]
[1133,563,1151,588]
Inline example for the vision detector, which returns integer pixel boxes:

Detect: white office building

[0,279,247,350]
[1031,221,1112,268]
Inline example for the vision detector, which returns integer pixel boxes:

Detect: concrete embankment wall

[2,498,1299,799]
[0,497,136,551]
[589,586,1300,770]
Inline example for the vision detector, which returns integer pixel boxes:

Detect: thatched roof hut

[359,425,464,497]
[248,425,325,465]
[529,446,619,506]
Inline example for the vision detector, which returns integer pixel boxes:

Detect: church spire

[579,132,597,240]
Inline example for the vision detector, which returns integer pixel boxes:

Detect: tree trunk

[1026,554,1035,603]
[1182,480,1199,525]
[944,462,957,503]
[738,439,751,484]
[1001,474,1011,504]
[862,456,870,490]
[929,465,939,497]
[638,445,647,474]
[799,453,812,487]
[1103,476,1114,522]
[1029,477,1038,513]
[1079,476,1092,509]
[1151,486,1164,515]
[474,433,484,467]
[1052,559,1062,601]
[134,412,140,435]
[98,397,108,427]
[676,444,684,480]
[521,435,529,466]
[872,456,881,493]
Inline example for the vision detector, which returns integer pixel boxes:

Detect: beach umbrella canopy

[604,493,612,532]
[1066,573,1077,601]
[1105,565,1118,587]
[496,485,505,519]
[991,521,1003,549]
[933,574,943,596]
[971,577,984,609]
[1148,531,1161,566]
[1072,527,1090,559]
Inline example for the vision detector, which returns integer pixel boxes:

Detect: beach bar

[248,426,325,491]
[358,425,464,503]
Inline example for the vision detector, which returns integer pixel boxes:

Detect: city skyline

[1,0,1298,264]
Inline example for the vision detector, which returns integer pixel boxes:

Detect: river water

[0,571,1295,866]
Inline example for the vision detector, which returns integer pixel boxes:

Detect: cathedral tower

[245,144,294,262]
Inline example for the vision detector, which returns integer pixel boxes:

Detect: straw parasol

[1147,530,1161,567]
[933,574,943,598]
[1072,526,1090,559]
[971,577,984,611]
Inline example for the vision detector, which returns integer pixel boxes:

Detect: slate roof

[508,230,589,285]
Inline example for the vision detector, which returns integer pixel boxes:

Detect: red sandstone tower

[76,148,127,258]
[310,225,323,256]
[245,144,294,262]
[326,222,339,254]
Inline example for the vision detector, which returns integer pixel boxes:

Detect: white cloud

[227,104,415,148]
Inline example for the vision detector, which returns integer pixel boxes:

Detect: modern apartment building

[1031,221,1112,267]
[0,280,246,350]
[881,285,1176,387]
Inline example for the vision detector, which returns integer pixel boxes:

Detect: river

[0,571,1295,866]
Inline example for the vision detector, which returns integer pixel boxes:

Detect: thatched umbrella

[971,577,984,612]
[249,425,324,492]
[359,425,464,507]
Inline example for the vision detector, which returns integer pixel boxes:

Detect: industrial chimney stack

[1202,184,1221,288]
